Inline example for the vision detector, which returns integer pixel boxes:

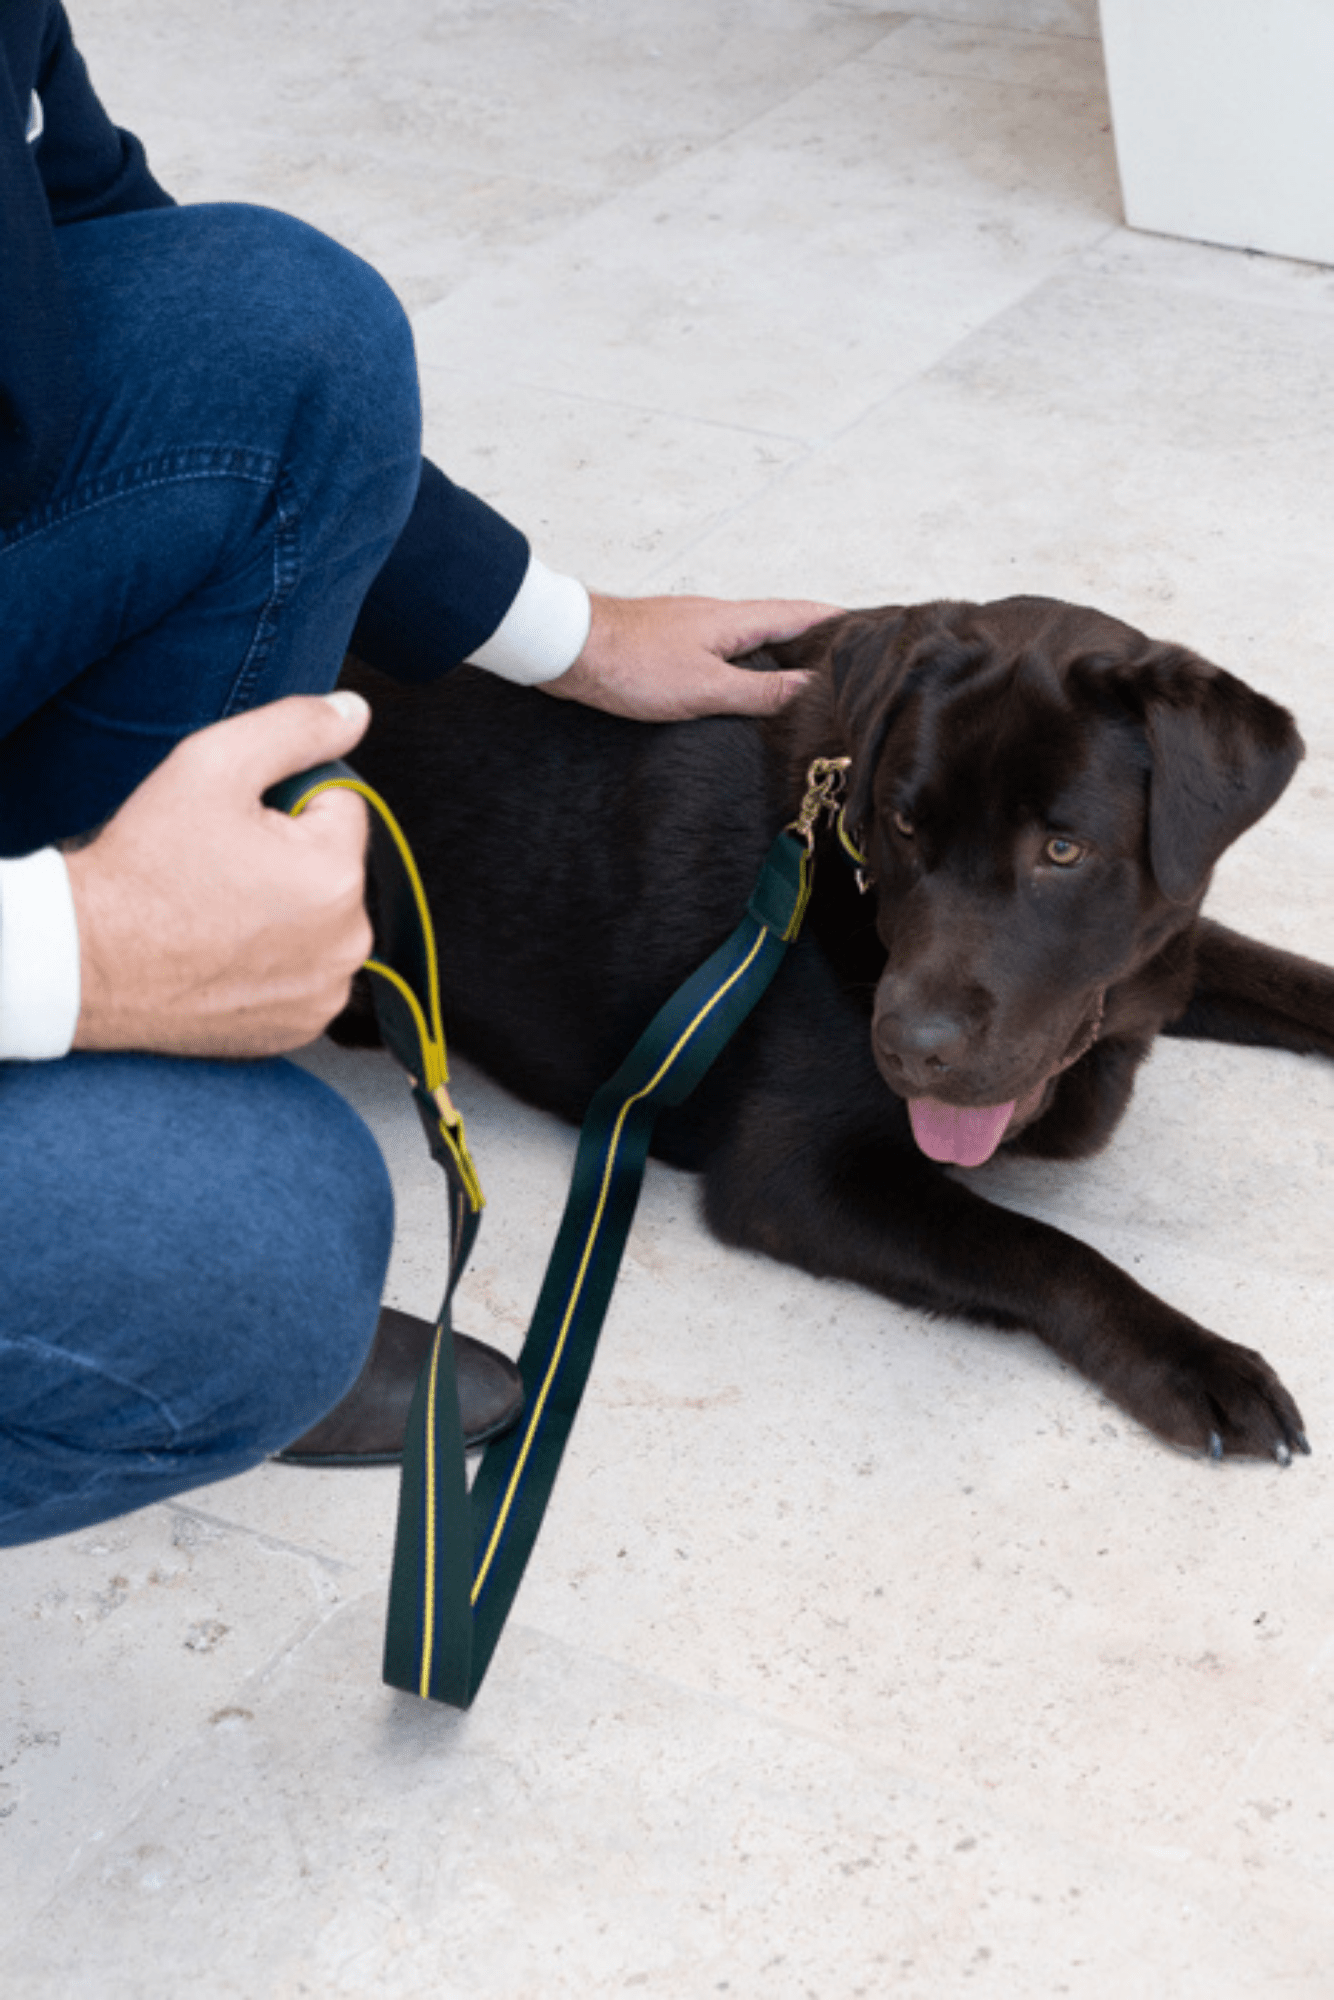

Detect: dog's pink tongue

[908,1096,1016,1168]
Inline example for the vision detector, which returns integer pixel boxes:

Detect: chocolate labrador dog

[338,597,1334,1463]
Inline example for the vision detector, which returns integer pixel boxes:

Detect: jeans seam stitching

[221,467,303,716]
[0,446,282,558]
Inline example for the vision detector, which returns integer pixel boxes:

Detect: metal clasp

[788,756,852,852]
[835,807,873,893]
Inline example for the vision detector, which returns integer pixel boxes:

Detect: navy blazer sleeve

[1,0,530,676]
[350,460,530,681]
[28,1,175,222]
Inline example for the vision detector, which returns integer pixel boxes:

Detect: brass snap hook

[788,755,852,851]
[835,807,873,893]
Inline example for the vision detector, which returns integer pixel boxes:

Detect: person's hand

[66,692,374,1058]
[539,592,841,722]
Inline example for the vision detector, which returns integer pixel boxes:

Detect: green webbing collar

[269,753,849,1708]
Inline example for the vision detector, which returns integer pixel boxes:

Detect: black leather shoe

[275,1305,523,1466]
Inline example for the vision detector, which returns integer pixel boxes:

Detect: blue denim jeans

[0,203,422,1543]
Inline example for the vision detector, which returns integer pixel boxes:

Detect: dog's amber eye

[892,810,915,838]
[1044,835,1086,867]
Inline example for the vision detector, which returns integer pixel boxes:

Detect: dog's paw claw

[1145,1333,1308,1465]
[1295,1431,1313,1456]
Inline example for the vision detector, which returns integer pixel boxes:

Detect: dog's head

[772,596,1302,1165]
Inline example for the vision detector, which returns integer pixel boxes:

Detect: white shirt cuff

[0,848,82,1060]
[466,554,592,685]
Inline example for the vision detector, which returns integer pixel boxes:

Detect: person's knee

[211,205,422,501]
[67,202,422,533]
[261,1068,397,1444]
[0,1054,395,1461]
[175,1057,397,1450]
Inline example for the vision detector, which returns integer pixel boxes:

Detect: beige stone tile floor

[4,2,1333,1993]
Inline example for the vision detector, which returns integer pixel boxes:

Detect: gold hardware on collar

[788,756,852,851]
[835,807,873,894]
[836,808,868,869]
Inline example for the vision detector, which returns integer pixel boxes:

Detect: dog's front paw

[1131,1329,1310,1465]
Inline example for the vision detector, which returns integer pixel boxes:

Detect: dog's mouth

[905,1087,1045,1167]
[899,993,1106,1169]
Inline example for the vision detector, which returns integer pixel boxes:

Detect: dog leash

[269,752,850,1708]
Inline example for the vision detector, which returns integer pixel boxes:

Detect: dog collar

[836,807,868,873]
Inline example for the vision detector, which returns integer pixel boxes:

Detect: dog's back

[341,658,786,1130]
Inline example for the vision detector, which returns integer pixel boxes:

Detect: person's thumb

[699,659,812,718]
[185,690,373,802]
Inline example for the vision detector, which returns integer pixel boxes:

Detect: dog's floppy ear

[1138,653,1303,903]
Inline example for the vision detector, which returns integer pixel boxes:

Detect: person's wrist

[65,842,135,1051]
[569,591,624,671]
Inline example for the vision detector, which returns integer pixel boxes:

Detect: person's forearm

[349,458,534,681]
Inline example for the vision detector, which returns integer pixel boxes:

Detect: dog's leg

[704,1100,1307,1463]
[1165,917,1334,1057]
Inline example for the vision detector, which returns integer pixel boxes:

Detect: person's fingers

[292,780,371,863]
[691,659,813,715]
[541,647,809,721]
[181,690,373,801]
[711,598,843,658]
[286,765,372,865]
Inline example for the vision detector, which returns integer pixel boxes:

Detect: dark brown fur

[338,597,1334,1461]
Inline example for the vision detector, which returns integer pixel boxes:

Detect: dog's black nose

[877,1008,973,1077]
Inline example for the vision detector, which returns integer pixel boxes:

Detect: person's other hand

[540,592,840,722]
[67,692,373,1057]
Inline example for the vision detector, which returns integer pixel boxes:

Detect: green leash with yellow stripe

[269,752,851,1709]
